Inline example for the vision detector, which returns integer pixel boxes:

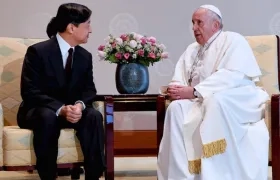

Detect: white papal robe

[157,31,269,180]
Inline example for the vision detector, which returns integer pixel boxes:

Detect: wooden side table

[95,94,166,180]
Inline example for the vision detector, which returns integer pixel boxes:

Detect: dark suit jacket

[18,37,97,117]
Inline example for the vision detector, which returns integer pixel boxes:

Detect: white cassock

[157,30,269,180]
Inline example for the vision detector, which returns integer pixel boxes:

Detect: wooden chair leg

[57,168,71,176]
[27,170,33,174]
[71,167,81,179]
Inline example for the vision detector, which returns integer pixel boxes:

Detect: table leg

[156,95,166,154]
[104,96,114,180]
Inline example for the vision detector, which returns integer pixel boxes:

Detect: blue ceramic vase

[115,63,149,94]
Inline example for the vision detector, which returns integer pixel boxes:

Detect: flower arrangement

[97,32,169,67]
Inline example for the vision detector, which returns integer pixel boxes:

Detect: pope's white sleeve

[169,50,187,86]
[194,69,250,98]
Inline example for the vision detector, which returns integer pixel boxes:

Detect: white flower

[125,46,133,52]
[123,41,128,46]
[115,38,123,45]
[131,32,143,41]
[104,36,111,42]
[159,43,166,50]
[131,32,137,37]
[129,40,137,48]
[105,42,111,47]
[161,52,169,58]
[105,43,112,52]
[135,34,143,41]
[137,44,142,49]
[97,51,106,59]
[132,54,137,59]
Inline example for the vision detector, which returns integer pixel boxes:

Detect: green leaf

[108,55,118,63]
[139,59,150,66]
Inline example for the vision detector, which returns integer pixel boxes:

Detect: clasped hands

[59,103,83,123]
[166,85,195,100]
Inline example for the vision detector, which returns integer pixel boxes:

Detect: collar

[56,33,75,54]
[203,30,222,48]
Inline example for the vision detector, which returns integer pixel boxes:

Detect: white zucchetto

[200,4,222,19]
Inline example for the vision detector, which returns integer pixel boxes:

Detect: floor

[0,157,273,179]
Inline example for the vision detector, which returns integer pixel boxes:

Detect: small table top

[95,94,163,111]
[97,94,159,97]
[96,94,160,101]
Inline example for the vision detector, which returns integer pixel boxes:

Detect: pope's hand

[167,85,195,100]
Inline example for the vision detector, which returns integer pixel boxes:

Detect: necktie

[65,48,73,83]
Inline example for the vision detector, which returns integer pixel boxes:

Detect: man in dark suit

[17,3,105,180]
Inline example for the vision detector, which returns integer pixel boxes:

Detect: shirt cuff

[56,105,64,116]
[75,100,86,110]
[193,88,202,98]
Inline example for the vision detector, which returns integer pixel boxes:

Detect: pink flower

[124,53,130,60]
[148,37,156,44]
[115,52,122,59]
[148,52,156,59]
[140,37,147,45]
[98,45,105,51]
[161,52,169,59]
[137,49,144,57]
[120,34,128,41]
[111,42,116,48]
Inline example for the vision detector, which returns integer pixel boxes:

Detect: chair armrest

[271,94,280,177]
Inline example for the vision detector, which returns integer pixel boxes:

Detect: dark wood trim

[277,35,280,90]
[114,148,158,156]
[114,101,157,111]
[157,95,166,154]
[2,163,83,171]
[271,35,280,180]
[271,94,280,180]
[104,96,114,180]
[3,165,34,171]
[97,94,159,99]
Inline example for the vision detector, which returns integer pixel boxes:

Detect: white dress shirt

[56,33,85,116]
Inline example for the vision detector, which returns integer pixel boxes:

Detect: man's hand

[72,103,83,115]
[59,104,82,123]
[167,85,195,100]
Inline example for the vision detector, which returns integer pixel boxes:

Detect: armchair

[0,37,113,179]
[157,35,279,179]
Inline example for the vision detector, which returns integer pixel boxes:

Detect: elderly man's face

[192,8,218,45]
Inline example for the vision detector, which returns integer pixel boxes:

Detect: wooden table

[95,94,166,180]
